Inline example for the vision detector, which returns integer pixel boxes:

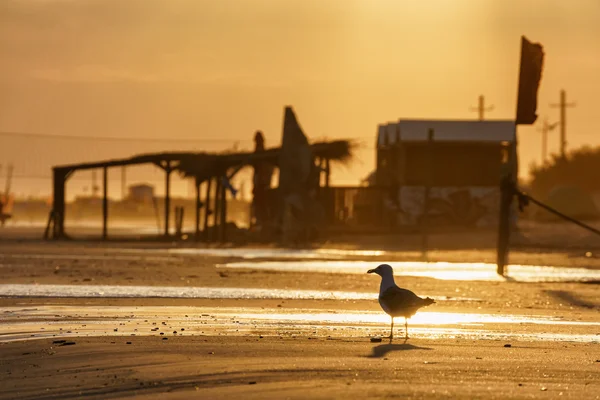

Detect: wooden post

[213,177,222,242]
[497,162,513,276]
[317,157,324,187]
[174,207,179,236]
[102,167,108,240]
[421,129,434,260]
[52,168,67,239]
[179,207,185,235]
[44,210,55,240]
[325,158,330,188]
[195,178,201,241]
[220,176,227,242]
[164,161,171,237]
[203,178,212,241]
[175,206,184,237]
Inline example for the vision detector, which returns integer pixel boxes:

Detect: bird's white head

[367,264,394,278]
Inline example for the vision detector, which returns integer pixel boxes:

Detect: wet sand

[1,241,600,399]
[2,336,599,399]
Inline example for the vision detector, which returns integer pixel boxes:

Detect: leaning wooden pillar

[203,178,213,241]
[164,161,172,237]
[220,176,227,242]
[195,178,201,241]
[52,168,68,239]
[102,167,108,240]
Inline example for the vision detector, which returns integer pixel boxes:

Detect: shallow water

[169,248,387,259]
[1,305,598,343]
[0,284,473,302]
[220,260,600,283]
[0,252,178,262]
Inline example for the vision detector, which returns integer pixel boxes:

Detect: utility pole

[538,118,558,164]
[550,89,576,158]
[470,95,494,121]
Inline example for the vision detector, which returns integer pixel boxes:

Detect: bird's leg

[388,317,394,341]
[404,317,409,340]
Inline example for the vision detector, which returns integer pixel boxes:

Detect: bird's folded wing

[380,286,422,308]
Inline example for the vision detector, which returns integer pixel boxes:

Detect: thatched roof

[53,139,353,183]
[175,140,353,182]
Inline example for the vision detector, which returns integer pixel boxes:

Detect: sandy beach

[1,236,600,399]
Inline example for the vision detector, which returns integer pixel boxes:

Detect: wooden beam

[325,158,331,188]
[164,161,172,237]
[220,176,227,242]
[102,167,108,240]
[54,152,194,172]
[213,177,222,242]
[227,165,244,180]
[195,178,201,241]
[52,168,67,239]
[203,178,213,241]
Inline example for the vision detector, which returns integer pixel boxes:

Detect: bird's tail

[422,297,435,306]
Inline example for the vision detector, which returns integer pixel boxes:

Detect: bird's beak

[367,269,376,274]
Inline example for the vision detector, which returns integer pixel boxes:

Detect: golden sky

[1,0,599,196]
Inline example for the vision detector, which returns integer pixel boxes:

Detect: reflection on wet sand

[220,260,600,282]
[0,284,476,302]
[1,305,598,344]
[169,248,387,259]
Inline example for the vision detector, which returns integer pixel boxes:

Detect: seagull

[368,264,435,340]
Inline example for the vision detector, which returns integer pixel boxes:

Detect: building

[127,184,155,204]
[375,119,517,228]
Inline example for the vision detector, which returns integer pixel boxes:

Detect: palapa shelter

[47,106,352,241]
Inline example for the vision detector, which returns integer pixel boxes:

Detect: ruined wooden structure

[48,141,351,241]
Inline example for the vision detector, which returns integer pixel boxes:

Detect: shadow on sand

[544,289,598,309]
[367,340,432,358]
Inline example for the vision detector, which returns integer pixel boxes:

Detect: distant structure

[47,107,352,242]
[277,106,323,243]
[251,131,273,230]
[127,183,155,204]
[375,119,517,228]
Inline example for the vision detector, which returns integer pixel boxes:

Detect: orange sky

[1,0,599,197]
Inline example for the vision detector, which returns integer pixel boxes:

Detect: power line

[0,130,252,143]
[11,174,168,182]
[0,130,374,143]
